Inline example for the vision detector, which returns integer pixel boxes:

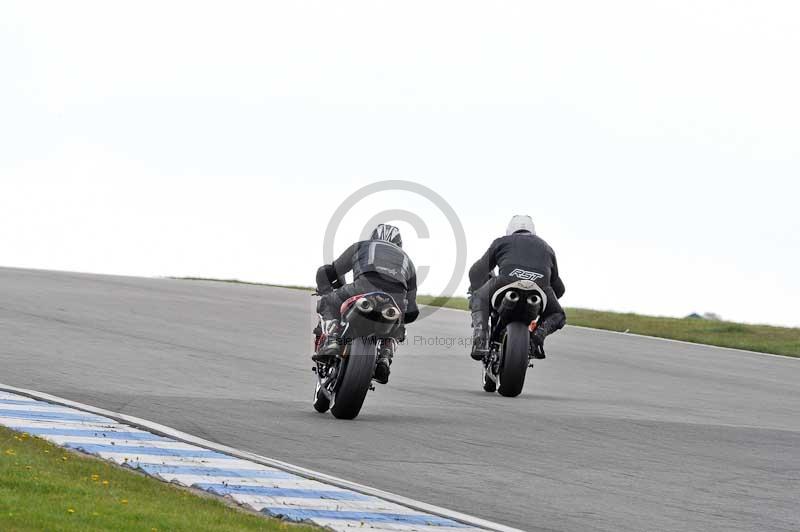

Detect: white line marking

[234,495,417,513]
[0,403,92,413]
[0,392,35,401]
[310,520,473,532]
[131,456,282,469]
[39,436,199,449]
[165,474,356,491]
[91,451,232,462]
[0,418,125,431]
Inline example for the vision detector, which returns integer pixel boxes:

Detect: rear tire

[330,339,376,419]
[498,322,529,397]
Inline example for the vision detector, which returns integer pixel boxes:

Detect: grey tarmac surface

[1,267,798,532]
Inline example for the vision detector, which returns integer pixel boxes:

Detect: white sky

[1,1,798,326]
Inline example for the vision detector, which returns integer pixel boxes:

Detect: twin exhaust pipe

[355,297,374,314]
[355,297,400,321]
[499,291,542,313]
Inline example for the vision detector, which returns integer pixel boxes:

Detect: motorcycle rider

[313,224,419,384]
[468,215,566,360]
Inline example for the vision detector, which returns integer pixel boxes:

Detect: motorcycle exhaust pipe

[498,290,519,314]
[356,297,374,314]
[526,294,542,314]
[381,306,400,321]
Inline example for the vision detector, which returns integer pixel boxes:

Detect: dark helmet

[371,224,402,247]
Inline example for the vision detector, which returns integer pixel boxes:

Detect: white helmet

[506,215,536,236]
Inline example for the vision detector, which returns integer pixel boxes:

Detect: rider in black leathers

[313,224,419,383]
[468,215,566,360]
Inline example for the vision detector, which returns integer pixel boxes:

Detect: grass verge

[0,426,319,532]
[417,295,799,358]
[172,278,799,358]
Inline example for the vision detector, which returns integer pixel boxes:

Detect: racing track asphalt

[1,267,798,531]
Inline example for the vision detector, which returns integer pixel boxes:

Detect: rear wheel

[330,339,377,419]
[498,322,529,397]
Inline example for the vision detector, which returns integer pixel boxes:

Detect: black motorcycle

[312,291,401,419]
[481,279,546,397]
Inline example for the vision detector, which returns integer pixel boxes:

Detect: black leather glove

[315,265,346,295]
[404,309,419,324]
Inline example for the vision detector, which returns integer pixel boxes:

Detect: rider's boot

[530,332,546,359]
[374,338,396,384]
[312,319,341,363]
[470,310,490,361]
[529,312,566,360]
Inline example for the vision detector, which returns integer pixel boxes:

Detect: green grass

[417,295,800,358]
[564,307,799,357]
[0,426,320,532]
[173,279,800,358]
[416,295,470,311]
